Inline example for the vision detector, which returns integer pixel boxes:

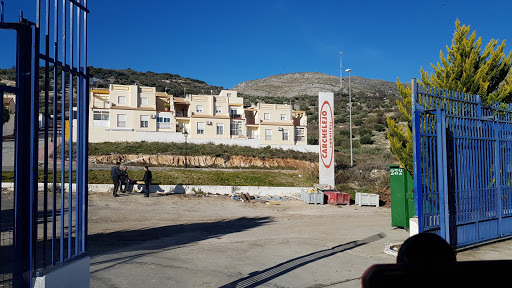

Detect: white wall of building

[87,128,317,152]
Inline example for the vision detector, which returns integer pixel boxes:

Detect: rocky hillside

[89,154,317,169]
[232,72,400,97]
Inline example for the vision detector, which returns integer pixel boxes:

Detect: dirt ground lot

[88,192,410,288]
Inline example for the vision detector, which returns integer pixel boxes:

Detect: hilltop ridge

[232,72,400,98]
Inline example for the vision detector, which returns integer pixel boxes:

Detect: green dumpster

[389,164,415,228]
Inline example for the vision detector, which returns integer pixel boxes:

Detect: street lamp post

[184,130,188,168]
[345,68,353,167]
[340,52,343,95]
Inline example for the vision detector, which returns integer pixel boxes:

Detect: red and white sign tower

[318,92,335,187]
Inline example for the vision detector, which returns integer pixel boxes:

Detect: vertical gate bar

[411,78,423,231]
[456,120,460,222]
[84,70,89,252]
[60,0,67,262]
[442,111,450,242]
[76,0,82,252]
[14,23,33,288]
[30,22,41,276]
[470,122,474,221]
[476,125,481,220]
[43,0,51,267]
[434,120,439,226]
[83,2,89,251]
[0,89,3,232]
[464,119,468,220]
[70,0,77,257]
[52,0,59,265]
[436,108,449,242]
[495,121,503,236]
[68,0,74,258]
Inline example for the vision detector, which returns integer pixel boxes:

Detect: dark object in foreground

[362,260,512,288]
[362,233,512,287]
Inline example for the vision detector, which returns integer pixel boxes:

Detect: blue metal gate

[0,1,89,287]
[412,78,512,248]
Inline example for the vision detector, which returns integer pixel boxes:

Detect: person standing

[142,166,152,197]
[120,166,130,193]
[111,162,122,197]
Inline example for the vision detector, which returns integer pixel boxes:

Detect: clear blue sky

[1,0,512,88]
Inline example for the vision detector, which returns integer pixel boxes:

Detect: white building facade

[88,84,310,149]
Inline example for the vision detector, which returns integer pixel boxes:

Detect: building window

[197,122,205,134]
[296,128,305,141]
[140,115,149,128]
[264,113,270,120]
[117,114,127,127]
[118,96,126,105]
[141,97,148,105]
[227,93,232,97]
[230,108,241,119]
[216,106,222,114]
[216,123,224,135]
[156,116,171,124]
[230,121,242,136]
[93,111,109,127]
[283,129,289,141]
[265,129,272,140]
[281,114,287,121]
[197,105,203,113]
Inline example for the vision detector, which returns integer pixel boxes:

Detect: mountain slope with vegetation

[88,67,224,97]
[0,67,225,98]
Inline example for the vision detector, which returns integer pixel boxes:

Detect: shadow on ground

[88,216,273,274]
[220,233,386,288]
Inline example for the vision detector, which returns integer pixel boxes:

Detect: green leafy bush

[374,124,386,132]
[360,134,374,145]
[353,119,363,126]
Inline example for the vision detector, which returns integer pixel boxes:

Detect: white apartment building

[89,84,308,146]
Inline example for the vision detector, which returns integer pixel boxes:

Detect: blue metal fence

[0,1,89,287]
[412,78,512,248]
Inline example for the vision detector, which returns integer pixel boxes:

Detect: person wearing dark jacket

[142,166,152,197]
[111,162,122,197]
[120,166,130,193]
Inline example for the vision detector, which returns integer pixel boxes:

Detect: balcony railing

[246,118,256,125]
[230,114,242,119]
[295,136,306,142]
[176,112,189,117]
[157,123,171,129]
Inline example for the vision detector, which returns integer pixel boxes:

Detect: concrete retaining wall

[33,256,90,288]
[1,183,307,197]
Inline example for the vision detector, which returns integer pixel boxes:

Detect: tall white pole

[348,70,353,167]
[340,52,343,94]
